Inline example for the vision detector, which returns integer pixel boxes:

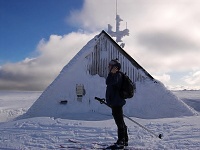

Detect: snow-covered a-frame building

[24,30,196,120]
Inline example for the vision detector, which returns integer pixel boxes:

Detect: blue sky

[0,0,200,90]
[0,0,83,64]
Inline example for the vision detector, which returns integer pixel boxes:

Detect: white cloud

[0,32,95,90]
[183,71,200,86]
[153,73,171,84]
[67,0,115,31]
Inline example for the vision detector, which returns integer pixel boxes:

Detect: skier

[106,59,128,149]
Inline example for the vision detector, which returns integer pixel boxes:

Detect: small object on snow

[159,133,163,139]
[60,100,68,104]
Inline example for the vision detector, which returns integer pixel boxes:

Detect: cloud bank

[1,0,200,90]
[0,32,95,90]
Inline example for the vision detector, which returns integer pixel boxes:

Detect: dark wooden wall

[86,32,153,82]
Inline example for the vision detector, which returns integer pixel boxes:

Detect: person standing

[106,59,128,149]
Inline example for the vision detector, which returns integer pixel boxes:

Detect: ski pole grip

[95,97,105,104]
[95,97,103,101]
[95,97,111,108]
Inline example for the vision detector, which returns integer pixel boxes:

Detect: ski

[67,139,145,149]
[59,144,83,149]
[103,144,124,150]
[59,139,90,149]
[68,138,107,147]
[60,143,97,149]
[102,146,140,150]
[102,145,148,150]
[63,139,144,150]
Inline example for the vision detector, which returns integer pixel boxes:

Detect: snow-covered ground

[0,90,199,149]
[0,91,41,123]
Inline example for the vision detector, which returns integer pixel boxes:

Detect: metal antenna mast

[116,0,118,15]
[116,0,118,32]
[107,0,129,47]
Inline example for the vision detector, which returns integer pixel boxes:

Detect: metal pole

[95,97,162,139]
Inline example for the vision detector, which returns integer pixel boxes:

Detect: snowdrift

[23,32,197,120]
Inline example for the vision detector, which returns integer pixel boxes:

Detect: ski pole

[94,97,162,139]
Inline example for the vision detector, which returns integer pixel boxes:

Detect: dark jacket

[106,71,126,107]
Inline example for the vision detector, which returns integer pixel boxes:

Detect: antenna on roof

[107,0,129,48]
[116,0,118,15]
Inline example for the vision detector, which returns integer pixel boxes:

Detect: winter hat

[109,59,121,70]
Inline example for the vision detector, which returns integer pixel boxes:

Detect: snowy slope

[173,90,200,112]
[22,33,197,120]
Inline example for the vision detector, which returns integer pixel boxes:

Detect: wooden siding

[86,31,154,82]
